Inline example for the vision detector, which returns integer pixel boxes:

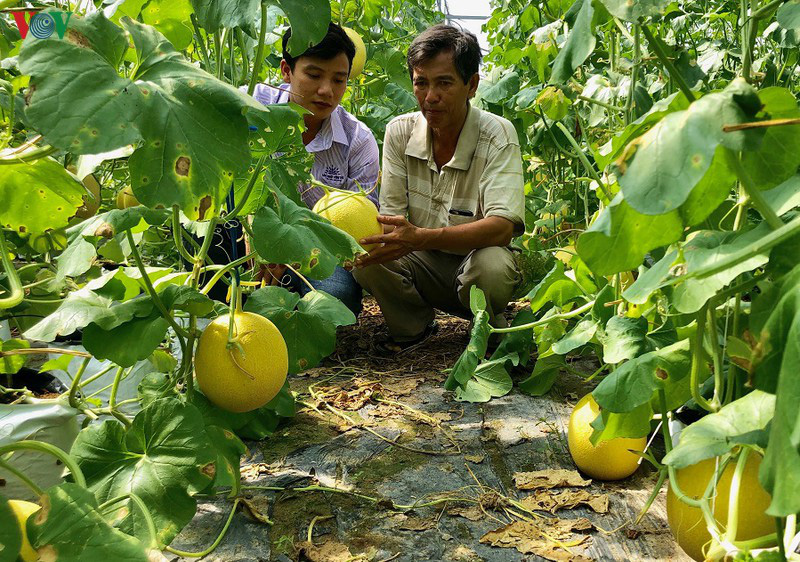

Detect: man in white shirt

[249,23,380,315]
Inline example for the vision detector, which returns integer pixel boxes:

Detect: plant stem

[68,356,92,409]
[724,447,749,543]
[577,95,625,112]
[166,498,241,558]
[190,14,212,72]
[0,440,86,488]
[172,207,195,263]
[707,306,725,409]
[200,252,257,295]
[625,25,640,125]
[108,366,132,428]
[126,229,189,340]
[0,347,91,358]
[226,155,267,218]
[641,26,696,102]
[0,457,43,495]
[490,300,595,334]
[728,150,784,230]
[0,145,59,165]
[0,230,23,309]
[690,307,715,412]
[554,122,614,201]
[247,2,269,96]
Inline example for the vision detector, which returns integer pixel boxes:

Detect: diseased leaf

[513,469,591,490]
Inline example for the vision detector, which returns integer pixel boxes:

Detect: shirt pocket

[447,204,478,227]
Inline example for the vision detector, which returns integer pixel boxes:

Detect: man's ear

[468,73,479,98]
[280,59,292,84]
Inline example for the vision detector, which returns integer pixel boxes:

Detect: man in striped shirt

[250,23,380,315]
[353,25,525,354]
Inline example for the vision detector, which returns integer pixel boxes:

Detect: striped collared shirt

[250,83,380,209]
[380,104,525,254]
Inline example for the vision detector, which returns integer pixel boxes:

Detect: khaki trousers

[353,247,520,342]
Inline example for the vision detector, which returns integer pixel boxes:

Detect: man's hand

[254,263,288,286]
[355,215,427,268]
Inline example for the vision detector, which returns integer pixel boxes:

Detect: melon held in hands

[194,311,288,413]
[313,190,382,252]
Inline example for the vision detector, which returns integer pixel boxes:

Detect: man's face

[281,53,350,121]
[412,51,479,131]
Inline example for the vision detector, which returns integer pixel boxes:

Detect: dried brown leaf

[447,505,485,521]
[513,469,591,490]
[295,539,354,562]
[464,454,485,464]
[239,497,271,524]
[519,490,610,514]
[383,377,422,396]
[480,518,595,561]
[399,516,437,531]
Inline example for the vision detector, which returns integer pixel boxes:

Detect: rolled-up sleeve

[378,120,409,218]
[481,140,525,236]
[344,129,380,209]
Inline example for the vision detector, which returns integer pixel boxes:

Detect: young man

[353,24,525,354]
[249,23,379,316]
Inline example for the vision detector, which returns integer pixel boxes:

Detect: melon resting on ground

[567,393,647,481]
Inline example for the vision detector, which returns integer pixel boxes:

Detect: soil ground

[169,298,689,562]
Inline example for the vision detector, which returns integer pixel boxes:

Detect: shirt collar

[404,104,480,171]
[305,108,347,153]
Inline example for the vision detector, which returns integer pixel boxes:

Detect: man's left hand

[355,215,427,267]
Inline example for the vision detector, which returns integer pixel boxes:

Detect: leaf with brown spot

[175,156,190,176]
[513,469,592,490]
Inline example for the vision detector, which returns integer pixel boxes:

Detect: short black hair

[282,23,356,72]
[407,24,481,84]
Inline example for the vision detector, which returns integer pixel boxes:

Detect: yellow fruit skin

[313,190,381,252]
[194,311,288,413]
[8,499,39,562]
[116,186,139,209]
[343,27,366,78]
[667,454,775,562]
[567,394,646,480]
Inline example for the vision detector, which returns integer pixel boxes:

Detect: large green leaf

[551,0,595,84]
[597,0,670,21]
[141,0,194,50]
[20,13,254,220]
[592,339,694,413]
[600,316,649,364]
[590,402,653,443]
[614,80,763,216]
[524,261,585,312]
[83,311,169,367]
[250,189,362,280]
[277,0,332,56]
[244,286,356,373]
[740,87,800,191]
[0,158,84,236]
[761,311,800,516]
[19,13,144,154]
[777,1,800,31]
[480,72,520,104]
[663,391,774,469]
[27,483,148,561]
[518,353,565,396]
[71,399,215,545]
[24,289,117,341]
[577,194,683,277]
[444,287,491,391]
[190,0,259,34]
[0,495,22,562]
[453,360,513,403]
